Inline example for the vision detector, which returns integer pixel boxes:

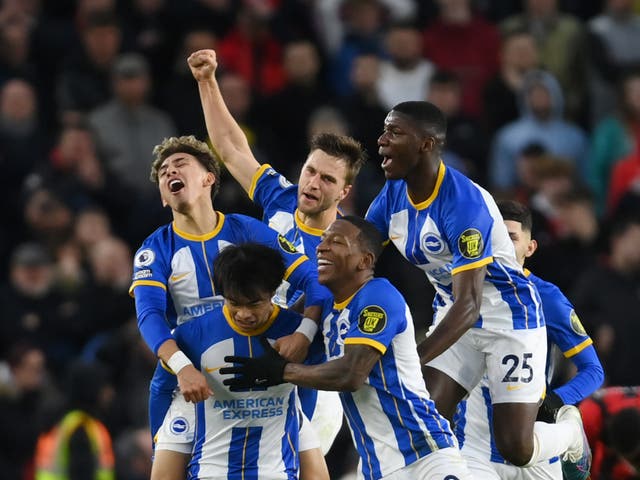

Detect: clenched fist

[187,49,218,82]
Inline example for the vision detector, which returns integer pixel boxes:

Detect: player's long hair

[150,135,222,201]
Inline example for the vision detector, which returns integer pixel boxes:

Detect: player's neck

[330,272,373,305]
[405,158,441,204]
[297,207,337,231]
[173,203,218,235]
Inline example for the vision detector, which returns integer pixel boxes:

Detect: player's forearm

[157,339,180,364]
[417,300,480,364]
[555,345,604,405]
[283,359,364,392]
[197,78,252,160]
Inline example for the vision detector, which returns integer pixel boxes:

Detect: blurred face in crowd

[527,0,557,17]
[528,84,553,120]
[385,27,422,68]
[351,54,380,90]
[219,72,251,119]
[0,79,36,122]
[502,33,539,73]
[284,41,319,84]
[11,261,54,298]
[611,223,640,274]
[12,347,46,393]
[623,74,640,117]
[83,24,121,67]
[114,73,150,106]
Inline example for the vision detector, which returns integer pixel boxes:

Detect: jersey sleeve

[238,215,329,307]
[364,182,391,242]
[343,283,407,355]
[130,235,173,355]
[537,277,604,404]
[248,164,297,217]
[440,190,494,275]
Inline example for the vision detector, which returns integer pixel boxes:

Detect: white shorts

[298,411,321,452]
[379,447,473,480]
[308,390,343,455]
[493,459,562,480]
[154,390,195,454]
[427,327,547,404]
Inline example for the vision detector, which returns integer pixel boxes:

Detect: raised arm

[187,49,261,193]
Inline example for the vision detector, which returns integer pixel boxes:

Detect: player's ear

[203,171,215,187]
[338,184,352,202]
[525,239,538,259]
[357,251,375,271]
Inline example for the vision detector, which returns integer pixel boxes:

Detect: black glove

[221,337,288,391]
[537,391,564,423]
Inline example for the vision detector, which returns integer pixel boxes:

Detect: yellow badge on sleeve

[458,228,483,259]
[570,310,587,336]
[358,306,387,335]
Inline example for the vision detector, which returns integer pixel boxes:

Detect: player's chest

[388,209,451,267]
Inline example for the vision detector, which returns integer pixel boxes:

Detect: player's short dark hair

[497,200,533,233]
[213,243,285,301]
[391,101,447,148]
[309,133,367,185]
[339,215,383,262]
[150,135,221,201]
[608,408,640,456]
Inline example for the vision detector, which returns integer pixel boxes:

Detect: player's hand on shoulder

[187,49,218,82]
[274,332,310,363]
[177,364,214,403]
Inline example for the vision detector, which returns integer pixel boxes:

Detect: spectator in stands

[571,215,640,386]
[0,342,53,480]
[588,0,640,124]
[579,386,640,479]
[489,70,589,192]
[589,70,640,215]
[427,70,486,181]
[264,39,332,169]
[376,21,434,111]
[329,0,387,97]
[483,29,540,136]
[56,10,123,120]
[423,0,500,118]
[501,0,589,124]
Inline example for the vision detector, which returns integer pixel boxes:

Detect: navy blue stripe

[481,386,504,463]
[188,401,207,479]
[342,393,382,480]
[453,399,467,448]
[487,263,529,329]
[227,426,262,480]
[280,390,299,477]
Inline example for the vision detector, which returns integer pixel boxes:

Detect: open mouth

[301,192,318,202]
[169,179,185,193]
[381,156,392,169]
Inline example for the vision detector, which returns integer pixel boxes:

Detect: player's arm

[417,266,485,365]
[538,345,604,422]
[222,339,380,392]
[133,285,212,403]
[188,49,260,193]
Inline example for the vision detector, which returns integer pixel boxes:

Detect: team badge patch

[357,306,387,335]
[169,417,189,435]
[134,248,155,267]
[458,228,483,259]
[569,310,587,336]
[423,233,444,254]
[278,235,298,254]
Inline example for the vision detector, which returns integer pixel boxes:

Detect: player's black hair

[391,101,447,146]
[608,407,640,456]
[497,200,533,233]
[339,215,383,262]
[213,243,285,301]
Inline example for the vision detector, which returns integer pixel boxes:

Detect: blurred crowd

[1,0,640,478]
